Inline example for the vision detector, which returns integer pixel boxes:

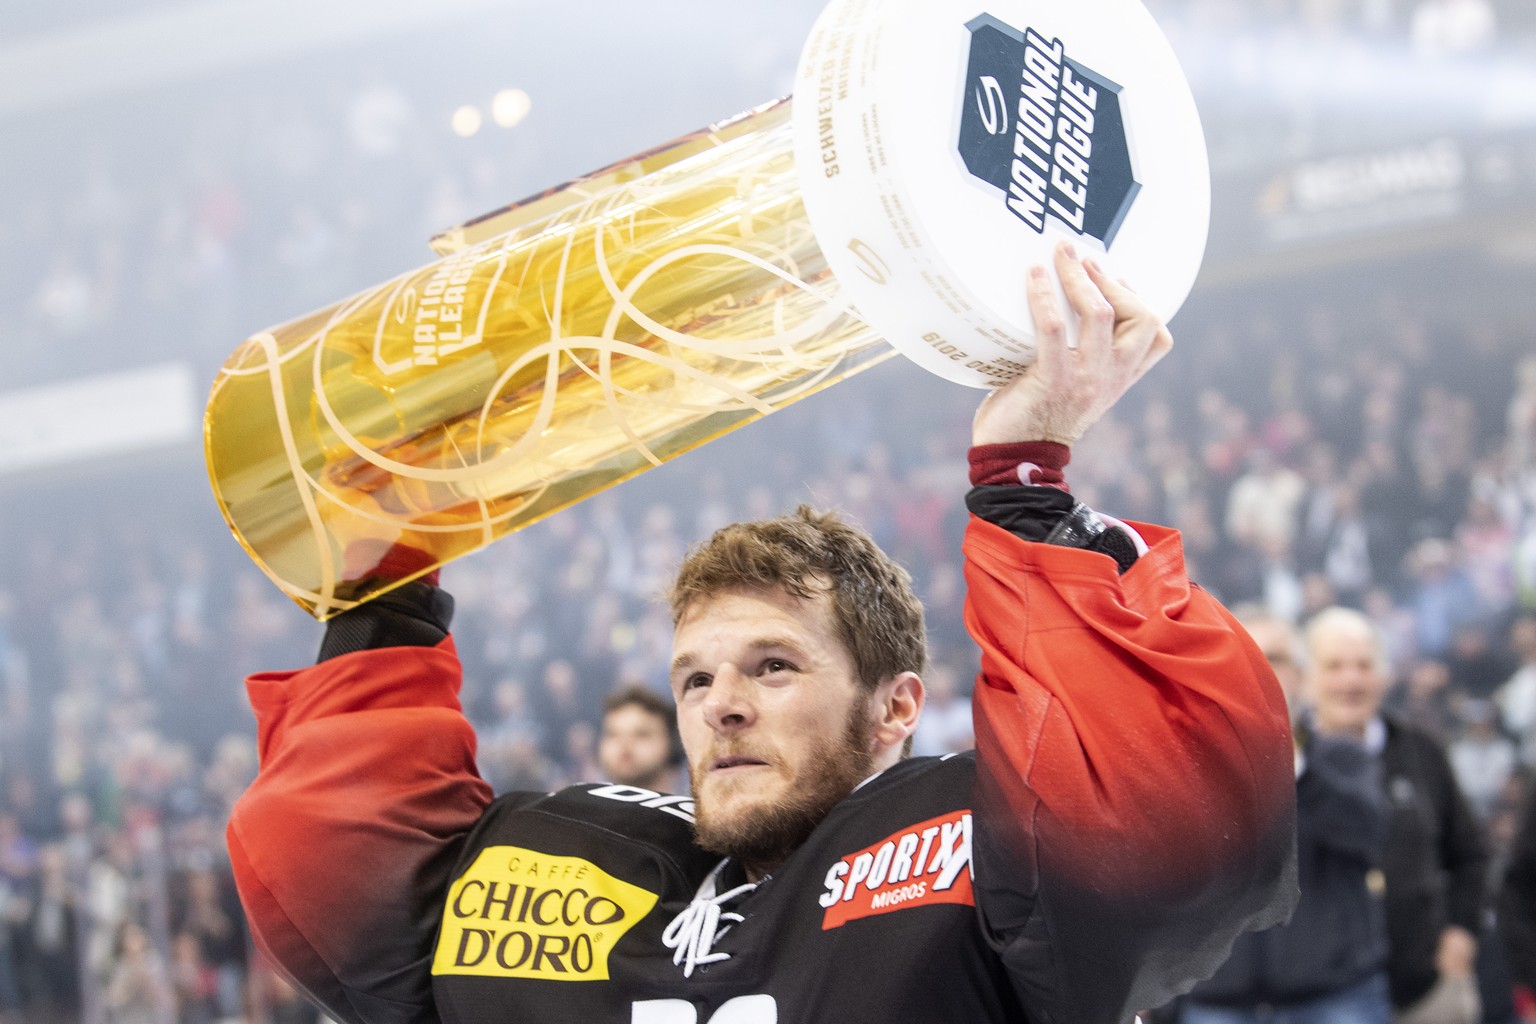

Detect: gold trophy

[206,101,891,618]
[205,0,1210,618]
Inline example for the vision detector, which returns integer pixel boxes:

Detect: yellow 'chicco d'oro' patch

[433,846,658,981]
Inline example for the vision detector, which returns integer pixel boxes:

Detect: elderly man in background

[1305,607,1486,1024]
[1176,608,1392,1024]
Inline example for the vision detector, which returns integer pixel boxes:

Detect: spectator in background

[0,814,37,896]
[1302,608,1486,1024]
[1457,496,1515,617]
[1178,611,1392,1024]
[103,921,175,1024]
[168,932,217,1024]
[1297,442,1345,571]
[0,815,33,1024]
[1446,622,1518,702]
[477,677,548,792]
[86,834,136,987]
[1393,659,1460,744]
[247,963,324,1024]
[909,660,974,758]
[554,720,601,790]
[1258,535,1306,625]
[1447,700,1518,823]
[533,659,585,767]
[1509,357,1536,477]
[1225,446,1307,556]
[1408,539,1484,661]
[0,871,22,1024]
[19,843,81,1024]
[1235,607,1307,715]
[1365,587,1419,685]
[1496,616,1536,768]
[1357,442,1415,548]
[1500,783,1536,1020]
[596,684,683,793]
[171,865,246,1023]
[1518,527,1536,617]
[1319,485,1377,610]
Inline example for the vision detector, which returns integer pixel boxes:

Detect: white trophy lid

[793,0,1209,387]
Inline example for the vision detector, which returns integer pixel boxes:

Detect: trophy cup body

[205,0,1210,618]
[205,101,894,618]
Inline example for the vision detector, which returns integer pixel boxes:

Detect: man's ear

[871,671,925,758]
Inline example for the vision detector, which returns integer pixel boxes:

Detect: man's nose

[702,664,756,733]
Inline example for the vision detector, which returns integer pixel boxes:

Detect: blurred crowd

[2,3,1536,1023]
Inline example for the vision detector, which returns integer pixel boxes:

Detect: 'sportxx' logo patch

[817,810,974,930]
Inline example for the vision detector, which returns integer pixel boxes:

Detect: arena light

[492,88,531,128]
[451,104,483,137]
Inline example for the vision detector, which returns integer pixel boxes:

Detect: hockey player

[227,243,1298,1024]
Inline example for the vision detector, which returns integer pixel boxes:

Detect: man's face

[598,704,674,789]
[1306,621,1387,737]
[670,585,876,872]
[1242,619,1302,711]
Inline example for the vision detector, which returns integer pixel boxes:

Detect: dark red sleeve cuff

[968,442,1071,490]
[343,540,441,587]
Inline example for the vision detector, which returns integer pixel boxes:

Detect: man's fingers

[1082,257,1169,364]
[1081,257,1146,325]
[1130,325,1175,382]
[993,248,1172,445]
[1053,243,1113,362]
[1026,262,1069,383]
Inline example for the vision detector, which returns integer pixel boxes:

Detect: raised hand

[972,241,1174,448]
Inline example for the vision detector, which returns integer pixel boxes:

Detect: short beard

[690,703,875,874]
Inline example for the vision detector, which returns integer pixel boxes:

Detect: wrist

[317,580,454,662]
[342,539,441,588]
[968,441,1071,489]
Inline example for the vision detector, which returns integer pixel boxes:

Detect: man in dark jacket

[1380,721,1487,1024]
[1499,782,1536,1016]
[1308,608,1486,1024]
[1179,611,1392,1024]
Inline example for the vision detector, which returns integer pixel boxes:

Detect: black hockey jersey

[229,517,1297,1024]
[432,755,1020,1024]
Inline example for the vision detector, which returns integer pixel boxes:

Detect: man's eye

[762,659,793,674]
[683,673,711,691]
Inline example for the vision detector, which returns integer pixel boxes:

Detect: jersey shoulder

[854,751,975,804]
[466,783,717,886]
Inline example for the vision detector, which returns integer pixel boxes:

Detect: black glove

[317,580,455,662]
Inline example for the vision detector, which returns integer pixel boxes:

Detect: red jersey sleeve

[964,515,1298,1024]
[227,639,492,1024]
